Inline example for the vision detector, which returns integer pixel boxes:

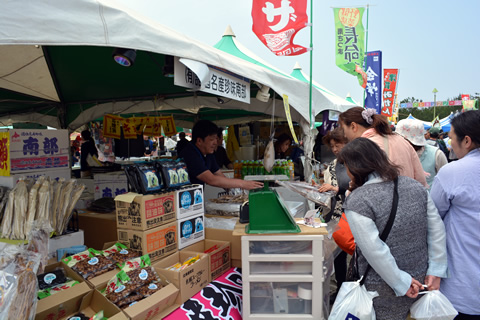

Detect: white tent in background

[406,113,454,132]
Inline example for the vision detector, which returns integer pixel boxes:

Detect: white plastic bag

[410,290,458,320]
[329,281,379,320]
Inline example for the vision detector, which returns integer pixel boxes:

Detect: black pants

[455,313,480,320]
[334,250,348,292]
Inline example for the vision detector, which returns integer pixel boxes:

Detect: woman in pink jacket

[338,107,427,187]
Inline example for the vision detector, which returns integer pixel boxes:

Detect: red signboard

[382,69,398,117]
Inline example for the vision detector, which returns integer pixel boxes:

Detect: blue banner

[364,51,382,113]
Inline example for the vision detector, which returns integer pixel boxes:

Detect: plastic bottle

[233,160,239,179]
[288,160,295,180]
[241,160,247,179]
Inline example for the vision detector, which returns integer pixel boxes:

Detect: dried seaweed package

[176,159,190,186]
[37,269,67,290]
[124,165,142,193]
[134,162,162,194]
[159,160,180,189]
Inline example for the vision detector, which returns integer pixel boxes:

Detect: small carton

[117,221,178,262]
[182,239,231,282]
[206,225,241,261]
[64,290,128,320]
[35,262,91,320]
[175,184,204,219]
[97,269,179,320]
[153,251,209,304]
[178,213,205,250]
[115,192,176,230]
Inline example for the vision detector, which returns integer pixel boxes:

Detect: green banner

[333,8,367,88]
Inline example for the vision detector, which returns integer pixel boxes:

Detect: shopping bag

[410,290,458,320]
[329,281,378,320]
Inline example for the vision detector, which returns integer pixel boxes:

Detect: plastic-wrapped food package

[176,160,190,186]
[36,180,51,229]
[0,190,14,238]
[25,178,43,236]
[0,187,10,224]
[263,139,275,173]
[135,162,163,194]
[55,180,74,235]
[12,179,28,240]
[275,180,334,208]
[159,160,180,189]
[51,178,64,231]
[59,182,85,235]
[0,262,17,318]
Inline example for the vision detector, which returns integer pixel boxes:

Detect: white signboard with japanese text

[4,129,70,173]
[174,57,251,104]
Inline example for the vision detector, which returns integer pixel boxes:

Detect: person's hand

[405,277,423,298]
[317,183,338,193]
[424,275,441,290]
[242,180,264,190]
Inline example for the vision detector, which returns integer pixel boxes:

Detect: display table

[77,210,117,250]
[234,220,328,320]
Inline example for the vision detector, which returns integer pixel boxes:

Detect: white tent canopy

[0,0,352,130]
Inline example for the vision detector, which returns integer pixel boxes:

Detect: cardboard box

[64,290,128,320]
[48,230,84,260]
[97,269,179,320]
[78,211,117,250]
[175,184,204,219]
[231,259,242,268]
[205,226,241,260]
[178,213,205,250]
[182,239,231,282]
[117,221,177,262]
[115,192,176,230]
[153,251,209,304]
[0,167,71,188]
[94,172,128,200]
[35,262,91,320]
[0,129,70,176]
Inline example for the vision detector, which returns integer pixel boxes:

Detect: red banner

[382,69,398,117]
[461,94,470,101]
[252,0,308,56]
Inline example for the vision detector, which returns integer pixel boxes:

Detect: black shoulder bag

[346,177,399,285]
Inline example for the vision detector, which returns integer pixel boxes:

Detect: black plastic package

[159,160,180,189]
[135,162,163,194]
[176,160,190,186]
[67,313,89,320]
[37,269,67,290]
[124,165,142,193]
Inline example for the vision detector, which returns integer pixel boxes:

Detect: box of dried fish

[205,192,248,217]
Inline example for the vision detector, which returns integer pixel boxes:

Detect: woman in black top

[80,130,98,177]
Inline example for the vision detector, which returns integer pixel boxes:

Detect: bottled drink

[288,160,295,180]
[241,160,247,179]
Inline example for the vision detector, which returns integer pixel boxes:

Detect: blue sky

[117,0,478,105]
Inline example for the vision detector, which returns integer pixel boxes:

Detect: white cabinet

[241,234,324,320]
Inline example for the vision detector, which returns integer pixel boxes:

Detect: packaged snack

[37,269,67,290]
[62,249,91,268]
[158,160,180,189]
[176,160,190,186]
[69,248,115,280]
[124,165,142,194]
[38,279,80,300]
[135,162,163,194]
[66,313,89,320]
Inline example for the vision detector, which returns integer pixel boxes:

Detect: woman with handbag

[430,110,480,319]
[337,138,448,320]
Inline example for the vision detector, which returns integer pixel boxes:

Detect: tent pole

[308,0,314,127]
[362,4,370,108]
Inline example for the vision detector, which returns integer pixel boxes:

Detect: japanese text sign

[252,0,308,56]
[364,51,382,114]
[382,69,398,117]
[0,132,10,175]
[174,57,250,104]
[103,114,123,139]
[333,7,367,88]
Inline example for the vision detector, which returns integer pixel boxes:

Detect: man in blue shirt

[180,120,263,190]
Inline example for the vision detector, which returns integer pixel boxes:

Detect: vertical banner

[333,7,367,88]
[282,94,299,143]
[0,132,10,176]
[364,51,382,114]
[252,0,308,56]
[158,116,177,136]
[103,114,123,139]
[382,69,399,117]
[122,118,138,139]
